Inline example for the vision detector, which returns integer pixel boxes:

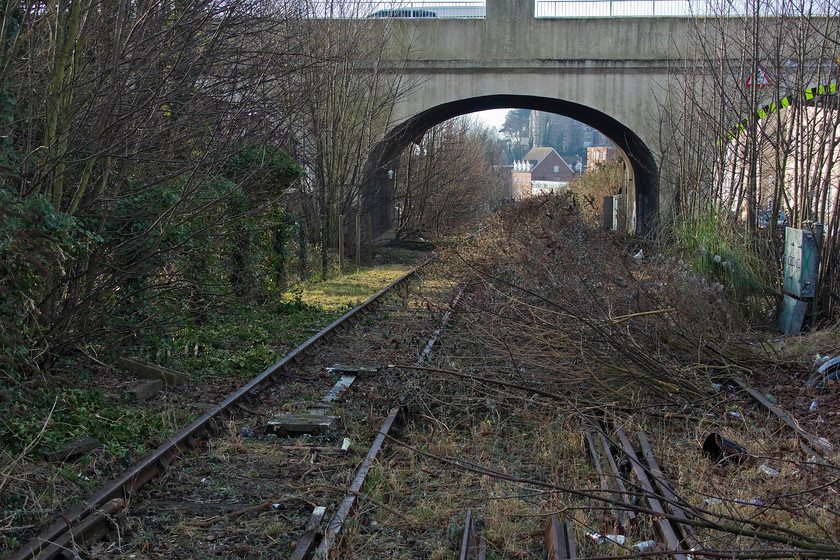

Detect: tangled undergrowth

[435,194,779,408]
[366,195,840,559]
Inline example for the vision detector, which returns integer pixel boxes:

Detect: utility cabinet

[778,225,822,334]
[778,295,809,336]
[782,227,819,298]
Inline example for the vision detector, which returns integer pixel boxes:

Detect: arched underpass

[362,94,659,239]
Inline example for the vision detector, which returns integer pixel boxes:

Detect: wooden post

[366,213,373,264]
[355,213,361,268]
[338,214,345,274]
[297,220,307,281]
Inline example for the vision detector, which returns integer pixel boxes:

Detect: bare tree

[394,118,504,238]
[289,2,415,277]
[660,0,840,316]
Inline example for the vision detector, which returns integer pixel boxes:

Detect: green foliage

[94,175,309,339]
[0,79,16,162]
[223,145,303,204]
[0,385,178,457]
[124,265,410,382]
[672,210,776,317]
[161,298,330,379]
[0,186,90,376]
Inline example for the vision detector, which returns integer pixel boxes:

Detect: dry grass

[7,201,839,558]
[337,196,840,558]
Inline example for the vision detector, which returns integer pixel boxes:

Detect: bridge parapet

[313,0,706,19]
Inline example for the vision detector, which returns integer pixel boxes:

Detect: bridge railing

[305,0,833,18]
[535,0,703,16]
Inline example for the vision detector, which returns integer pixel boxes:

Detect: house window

[553,165,559,173]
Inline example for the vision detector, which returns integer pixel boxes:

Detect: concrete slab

[126,379,166,403]
[118,357,187,386]
[322,375,356,403]
[45,436,102,462]
[266,414,339,436]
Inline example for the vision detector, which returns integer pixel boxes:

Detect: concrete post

[486,0,534,21]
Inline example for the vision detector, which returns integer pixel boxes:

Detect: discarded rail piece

[615,427,690,560]
[11,268,422,560]
[733,377,836,463]
[585,429,637,528]
[637,431,701,552]
[545,514,577,559]
[459,509,487,560]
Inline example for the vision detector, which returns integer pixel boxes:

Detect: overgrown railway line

[11,262,457,560]
[10,258,840,559]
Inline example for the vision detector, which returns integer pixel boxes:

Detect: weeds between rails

[14,201,840,558]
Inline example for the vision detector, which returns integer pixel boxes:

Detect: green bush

[0,386,177,457]
[672,210,776,318]
[0,186,90,378]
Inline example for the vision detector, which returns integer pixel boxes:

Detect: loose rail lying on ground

[732,377,836,463]
[545,514,577,559]
[459,509,487,560]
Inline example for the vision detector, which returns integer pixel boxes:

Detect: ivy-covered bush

[0,186,91,379]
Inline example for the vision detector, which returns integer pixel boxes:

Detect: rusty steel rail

[11,267,423,560]
[732,378,836,464]
[308,284,465,558]
[592,429,637,527]
[637,431,701,552]
[583,431,621,525]
[459,510,487,560]
[615,427,689,560]
[315,407,401,556]
[545,514,577,559]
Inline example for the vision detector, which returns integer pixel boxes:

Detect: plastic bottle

[634,540,657,552]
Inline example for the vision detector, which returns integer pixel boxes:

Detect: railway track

[10,263,461,560]
[10,260,840,559]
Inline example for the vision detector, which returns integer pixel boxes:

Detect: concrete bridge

[362,0,697,235]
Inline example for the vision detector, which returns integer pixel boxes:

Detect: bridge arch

[363,94,658,238]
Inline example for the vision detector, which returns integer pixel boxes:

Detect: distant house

[587,145,619,172]
[725,106,840,224]
[512,160,532,199]
[511,147,580,199]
